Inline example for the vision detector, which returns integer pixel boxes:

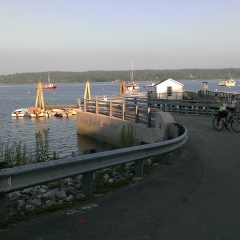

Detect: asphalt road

[1,114,240,240]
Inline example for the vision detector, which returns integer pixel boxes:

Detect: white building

[148,78,184,99]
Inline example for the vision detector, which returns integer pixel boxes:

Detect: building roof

[154,78,184,87]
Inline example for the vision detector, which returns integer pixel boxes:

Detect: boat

[11,108,28,117]
[218,80,226,86]
[143,82,155,88]
[219,74,236,87]
[42,72,57,90]
[27,108,44,118]
[226,79,236,87]
[125,82,140,92]
[124,61,140,93]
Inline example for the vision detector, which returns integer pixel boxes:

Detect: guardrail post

[95,100,98,114]
[109,102,112,117]
[0,193,6,224]
[135,159,143,177]
[84,99,87,112]
[163,152,170,165]
[134,97,137,105]
[122,103,125,120]
[147,107,151,128]
[83,172,93,195]
[135,105,139,123]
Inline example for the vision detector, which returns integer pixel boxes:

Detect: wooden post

[122,103,125,120]
[135,105,139,123]
[84,81,91,99]
[95,100,98,114]
[109,102,112,117]
[84,99,87,112]
[35,82,40,108]
[119,81,125,95]
[35,82,44,110]
[147,107,151,128]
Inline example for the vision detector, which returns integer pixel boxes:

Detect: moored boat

[42,72,57,90]
[27,108,44,118]
[125,82,140,92]
[143,82,155,88]
[42,83,57,90]
[124,61,140,93]
[219,80,226,86]
[11,108,28,117]
[226,79,236,87]
[219,74,236,87]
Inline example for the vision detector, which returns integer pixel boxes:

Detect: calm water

[1,80,239,158]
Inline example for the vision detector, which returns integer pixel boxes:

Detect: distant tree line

[1,68,240,84]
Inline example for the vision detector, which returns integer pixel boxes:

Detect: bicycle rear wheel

[213,116,224,130]
[231,117,240,132]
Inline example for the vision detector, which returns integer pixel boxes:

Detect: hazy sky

[1,0,240,75]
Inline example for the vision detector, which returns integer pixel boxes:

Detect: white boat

[226,79,236,86]
[125,82,140,92]
[124,61,140,93]
[11,108,28,117]
[219,74,236,87]
[143,82,155,88]
[219,80,226,86]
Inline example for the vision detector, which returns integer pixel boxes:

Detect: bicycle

[213,107,240,132]
[230,107,240,132]
[213,114,230,131]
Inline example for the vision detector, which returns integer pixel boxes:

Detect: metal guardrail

[0,127,188,222]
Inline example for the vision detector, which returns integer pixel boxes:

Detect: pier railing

[83,98,156,127]
[83,97,220,119]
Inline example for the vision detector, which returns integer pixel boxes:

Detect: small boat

[219,81,226,86]
[125,82,140,92]
[143,82,155,88]
[42,72,57,90]
[27,108,44,118]
[11,108,28,117]
[54,109,72,117]
[124,61,140,93]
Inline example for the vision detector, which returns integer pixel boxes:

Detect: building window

[167,86,172,96]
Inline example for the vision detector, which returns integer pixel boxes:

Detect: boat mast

[130,60,133,82]
[48,72,50,84]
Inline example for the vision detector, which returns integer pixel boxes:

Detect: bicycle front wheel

[231,117,240,132]
[213,116,223,130]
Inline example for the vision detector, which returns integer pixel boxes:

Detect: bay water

[1,80,239,158]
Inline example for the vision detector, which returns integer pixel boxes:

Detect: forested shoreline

[1,68,240,84]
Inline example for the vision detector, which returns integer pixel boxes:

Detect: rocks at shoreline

[5,158,153,223]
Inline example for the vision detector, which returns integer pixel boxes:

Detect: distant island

[0,68,240,84]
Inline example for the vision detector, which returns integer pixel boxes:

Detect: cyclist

[227,95,240,117]
[216,96,234,131]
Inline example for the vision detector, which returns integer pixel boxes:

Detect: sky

[1,0,240,75]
